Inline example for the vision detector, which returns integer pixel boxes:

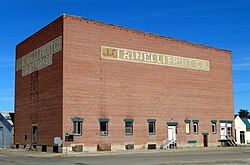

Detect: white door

[168,128,173,140]
[220,123,226,140]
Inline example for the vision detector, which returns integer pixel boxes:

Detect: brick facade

[15,14,234,151]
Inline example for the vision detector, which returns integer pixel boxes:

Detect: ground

[0,147,250,165]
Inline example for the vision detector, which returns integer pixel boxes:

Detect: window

[212,123,216,134]
[100,122,108,136]
[186,123,190,134]
[73,121,82,135]
[148,122,155,135]
[184,120,191,134]
[124,118,134,135]
[192,120,199,134]
[99,118,109,136]
[125,122,133,135]
[72,118,84,135]
[193,122,198,134]
[211,120,217,134]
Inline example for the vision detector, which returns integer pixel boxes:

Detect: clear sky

[0,0,249,114]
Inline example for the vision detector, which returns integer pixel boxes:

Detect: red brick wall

[15,14,234,149]
[15,16,63,146]
[62,15,234,147]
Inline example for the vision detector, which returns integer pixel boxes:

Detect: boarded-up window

[186,122,190,134]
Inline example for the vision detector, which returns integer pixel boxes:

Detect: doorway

[240,131,245,144]
[167,124,177,148]
[32,125,37,144]
[168,128,173,141]
[203,135,208,147]
[220,123,226,140]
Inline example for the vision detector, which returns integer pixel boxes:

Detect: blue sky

[0,0,249,114]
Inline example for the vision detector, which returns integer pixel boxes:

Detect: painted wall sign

[101,46,210,71]
[16,35,62,76]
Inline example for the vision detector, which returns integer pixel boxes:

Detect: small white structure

[0,112,14,148]
[234,116,250,145]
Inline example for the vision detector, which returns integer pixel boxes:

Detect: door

[220,123,226,140]
[32,126,37,144]
[168,128,173,141]
[240,131,245,144]
[227,123,232,136]
[203,135,208,147]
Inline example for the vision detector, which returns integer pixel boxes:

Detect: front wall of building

[15,17,63,146]
[246,131,250,144]
[235,116,246,144]
[62,15,234,150]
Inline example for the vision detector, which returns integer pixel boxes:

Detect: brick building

[15,14,234,152]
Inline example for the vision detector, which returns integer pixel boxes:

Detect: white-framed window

[73,121,82,135]
[212,123,216,134]
[186,122,190,134]
[125,122,133,135]
[72,118,84,135]
[193,122,198,134]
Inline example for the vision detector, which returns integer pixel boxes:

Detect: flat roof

[17,14,231,53]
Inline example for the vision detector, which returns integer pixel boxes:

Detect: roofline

[17,14,231,53]
[64,14,231,53]
[0,112,14,113]
[16,14,65,47]
[240,117,250,129]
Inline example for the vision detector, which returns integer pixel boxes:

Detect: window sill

[100,134,108,136]
[73,134,82,136]
[125,134,133,136]
[149,133,156,136]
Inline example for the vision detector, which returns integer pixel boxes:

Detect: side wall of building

[62,15,234,151]
[15,17,64,147]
